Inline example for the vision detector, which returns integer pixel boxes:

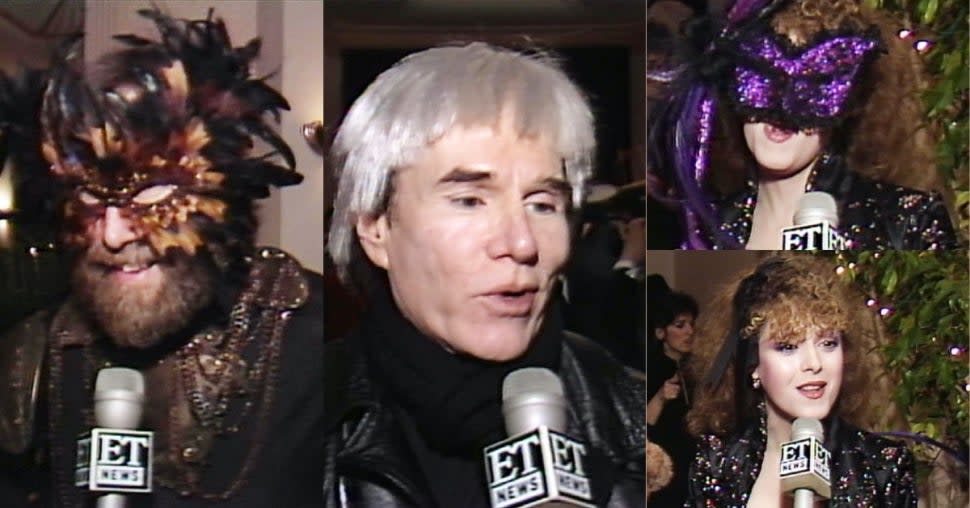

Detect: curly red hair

[685,253,900,437]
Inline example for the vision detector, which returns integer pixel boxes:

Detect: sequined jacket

[0,248,325,508]
[686,416,917,507]
[713,154,960,249]
[322,331,646,508]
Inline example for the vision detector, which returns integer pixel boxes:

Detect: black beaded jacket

[711,154,961,250]
[322,331,646,508]
[0,248,325,508]
[686,411,917,507]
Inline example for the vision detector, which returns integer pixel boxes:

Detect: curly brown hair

[685,253,891,437]
[709,0,942,196]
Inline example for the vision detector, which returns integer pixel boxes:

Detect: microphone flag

[76,428,153,493]
[484,426,595,508]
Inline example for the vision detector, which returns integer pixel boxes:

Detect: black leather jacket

[322,332,646,508]
[686,415,917,507]
[713,154,960,249]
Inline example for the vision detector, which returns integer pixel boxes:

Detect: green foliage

[863,0,969,240]
[832,251,968,462]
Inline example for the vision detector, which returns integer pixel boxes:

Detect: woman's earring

[751,375,761,390]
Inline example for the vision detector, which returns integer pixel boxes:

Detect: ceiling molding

[326,22,645,49]
[325,0,645,28]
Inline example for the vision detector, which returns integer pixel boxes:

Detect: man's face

[357,118,571,361]
[73,204,213,348]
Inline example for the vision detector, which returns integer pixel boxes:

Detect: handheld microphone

[483,368,595,508]
[781,192,845,250]
[779,418,831,508]
[76,368,154,508]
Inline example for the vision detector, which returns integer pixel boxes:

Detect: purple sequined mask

[725,27,882,130]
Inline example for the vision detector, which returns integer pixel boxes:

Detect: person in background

[564,183,646,371]
[646,290,698,506]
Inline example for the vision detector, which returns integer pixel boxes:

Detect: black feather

[113,33,155,47]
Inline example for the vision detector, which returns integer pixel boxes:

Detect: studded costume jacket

[712,154,961,250]
[686,412,917,507]
[322,331,646,508]
[0,248,324,508]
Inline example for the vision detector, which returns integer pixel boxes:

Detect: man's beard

[72,241,215,349]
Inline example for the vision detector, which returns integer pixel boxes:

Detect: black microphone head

[94,368,145,429]
[502,367,567,435]
[793,192,838,228]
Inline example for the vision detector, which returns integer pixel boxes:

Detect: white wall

[279,1,324,273]
[646,250,764,314]
[645,249,676,288]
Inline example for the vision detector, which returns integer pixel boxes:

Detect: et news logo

[781,223,845,251]
[484,427,594,508]
[76,429,153,493]
[780,436,831,481]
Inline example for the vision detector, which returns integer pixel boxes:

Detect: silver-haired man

[323,42,645,508]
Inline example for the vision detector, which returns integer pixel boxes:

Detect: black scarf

[359,289,563,453]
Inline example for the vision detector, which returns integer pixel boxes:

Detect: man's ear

[356,213,391,269]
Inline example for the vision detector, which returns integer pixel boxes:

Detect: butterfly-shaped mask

[723,27,883,131]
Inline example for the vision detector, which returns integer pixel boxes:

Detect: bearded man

[0,9,323,508]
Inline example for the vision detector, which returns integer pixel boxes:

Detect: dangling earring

[751,375,761,390]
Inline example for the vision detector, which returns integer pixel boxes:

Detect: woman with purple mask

[651,0,960,249]
[684,255,916,506]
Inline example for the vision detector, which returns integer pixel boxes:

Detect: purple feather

[726,0,773,25]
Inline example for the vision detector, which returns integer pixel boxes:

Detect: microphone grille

[95,367,145,396]
[794,192,839,227]
[791,417,824,441]
[502,367,563,401]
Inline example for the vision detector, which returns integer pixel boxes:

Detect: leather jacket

[686,414,917,507]
[712,153,960,250]
[322,331,646,508]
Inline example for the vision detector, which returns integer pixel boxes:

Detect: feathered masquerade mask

[40,8,301,255]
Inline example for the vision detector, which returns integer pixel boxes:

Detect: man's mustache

[82,242,162,270]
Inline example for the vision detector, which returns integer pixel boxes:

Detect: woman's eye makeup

[772,342,798,353]
[819,334,841,350]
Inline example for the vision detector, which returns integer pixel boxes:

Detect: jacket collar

[717,154,857,247]
[726,403,849,505]
[324,336,436,507]
[324,331,645,507]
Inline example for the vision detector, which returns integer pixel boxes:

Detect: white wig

[328,42,596,291]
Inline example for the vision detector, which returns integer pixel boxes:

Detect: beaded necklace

[46,247,304,506]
